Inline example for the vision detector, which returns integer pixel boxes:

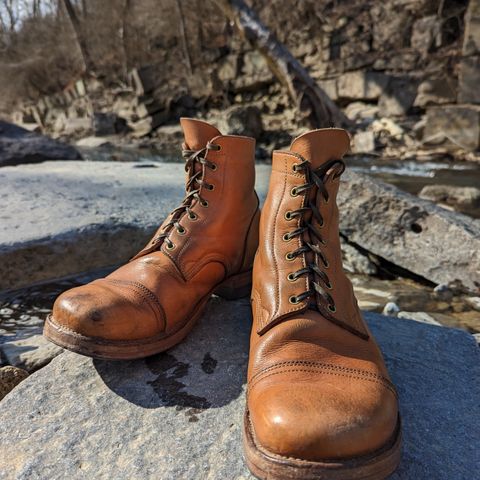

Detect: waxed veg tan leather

[247,128,400,465]
[46,118,259,355]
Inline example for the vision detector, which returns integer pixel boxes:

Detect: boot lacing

[155,142,220,250]
[284,157,345,313]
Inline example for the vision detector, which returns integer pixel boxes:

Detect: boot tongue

[180,118,222,150]
[290,128,350,169]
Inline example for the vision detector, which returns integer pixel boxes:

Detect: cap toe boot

[244,129,401,480]
[45,118,260,359]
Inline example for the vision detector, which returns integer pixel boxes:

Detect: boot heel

[214,269,252,300]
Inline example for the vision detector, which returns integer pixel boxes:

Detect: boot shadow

[93,296,251,412]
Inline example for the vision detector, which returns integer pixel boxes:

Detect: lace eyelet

[289,295,300,305]
[323,259,329,269]
[292,163,300,172]
[325,281,333,290]
[209,143,221,151]
[166,242,175,251]
[284,211,293,221]
[177,227,186,235]
[328,304,336,313]
[206,184,215,191]
[188,213,198,221]
[285,252,295,261]
[210,163,218,171]
[287,273,297,282]
[290,187,299,197]
[324,196,330,204]
[283,233,291,242]
[201,200,209,208]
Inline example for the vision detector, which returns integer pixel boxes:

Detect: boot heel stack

[214,269,252,300]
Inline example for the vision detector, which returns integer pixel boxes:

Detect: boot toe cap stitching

[52,280,165,337]
[248,362,396,395]
[102,279,166,328]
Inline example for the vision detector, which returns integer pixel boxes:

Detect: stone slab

[463,0,480,56]
[338,170,480,292]
[424,104,480,151]
[458,56,480,104]
[0,121,81,167]
[1,334,63,372]
[0,161,271,290]
[0,304,478,479]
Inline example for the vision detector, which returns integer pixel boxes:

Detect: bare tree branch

[212,0,349,128]
[174,0,193,76]
[2,0,19,32]
[61,0,94,73]
[120,0,132,78]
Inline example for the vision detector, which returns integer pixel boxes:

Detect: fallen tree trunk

[213,0,349,128]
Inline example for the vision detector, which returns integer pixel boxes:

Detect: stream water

[348,154,480,203]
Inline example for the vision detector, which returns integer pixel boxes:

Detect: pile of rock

[11,70,170,140]
[7,1,480,159]
[0,120,81,167]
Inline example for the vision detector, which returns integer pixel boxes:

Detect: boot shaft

[252,128,368,338]
[134,118,259,277]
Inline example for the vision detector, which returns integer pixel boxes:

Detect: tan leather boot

[44,118,260,359]
[244,129,401,480]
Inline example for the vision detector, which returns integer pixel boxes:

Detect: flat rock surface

[3,161,478,292]
[0,121,81,167]
[0,161,271,290]
[0,304,478,480]
[1,334,63,372]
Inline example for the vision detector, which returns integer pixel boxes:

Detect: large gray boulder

[0,121,81,167]
[338,171,480,293]
[0,161,270,290]
[0,303,478,479]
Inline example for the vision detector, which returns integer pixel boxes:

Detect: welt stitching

[247,411,400,465]
[248,368,397,395]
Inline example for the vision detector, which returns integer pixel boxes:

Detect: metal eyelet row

[288,295,336,312]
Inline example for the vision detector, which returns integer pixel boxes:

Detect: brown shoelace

[154,141,220,250]
[284,158,345,313]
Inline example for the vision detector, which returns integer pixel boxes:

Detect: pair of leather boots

[44,118,401,480]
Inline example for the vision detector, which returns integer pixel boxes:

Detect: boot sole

[243,410,402,480]
[43,269,252,360]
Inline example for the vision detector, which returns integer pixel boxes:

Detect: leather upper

[52,118,259,341]
[248,128,399,461]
